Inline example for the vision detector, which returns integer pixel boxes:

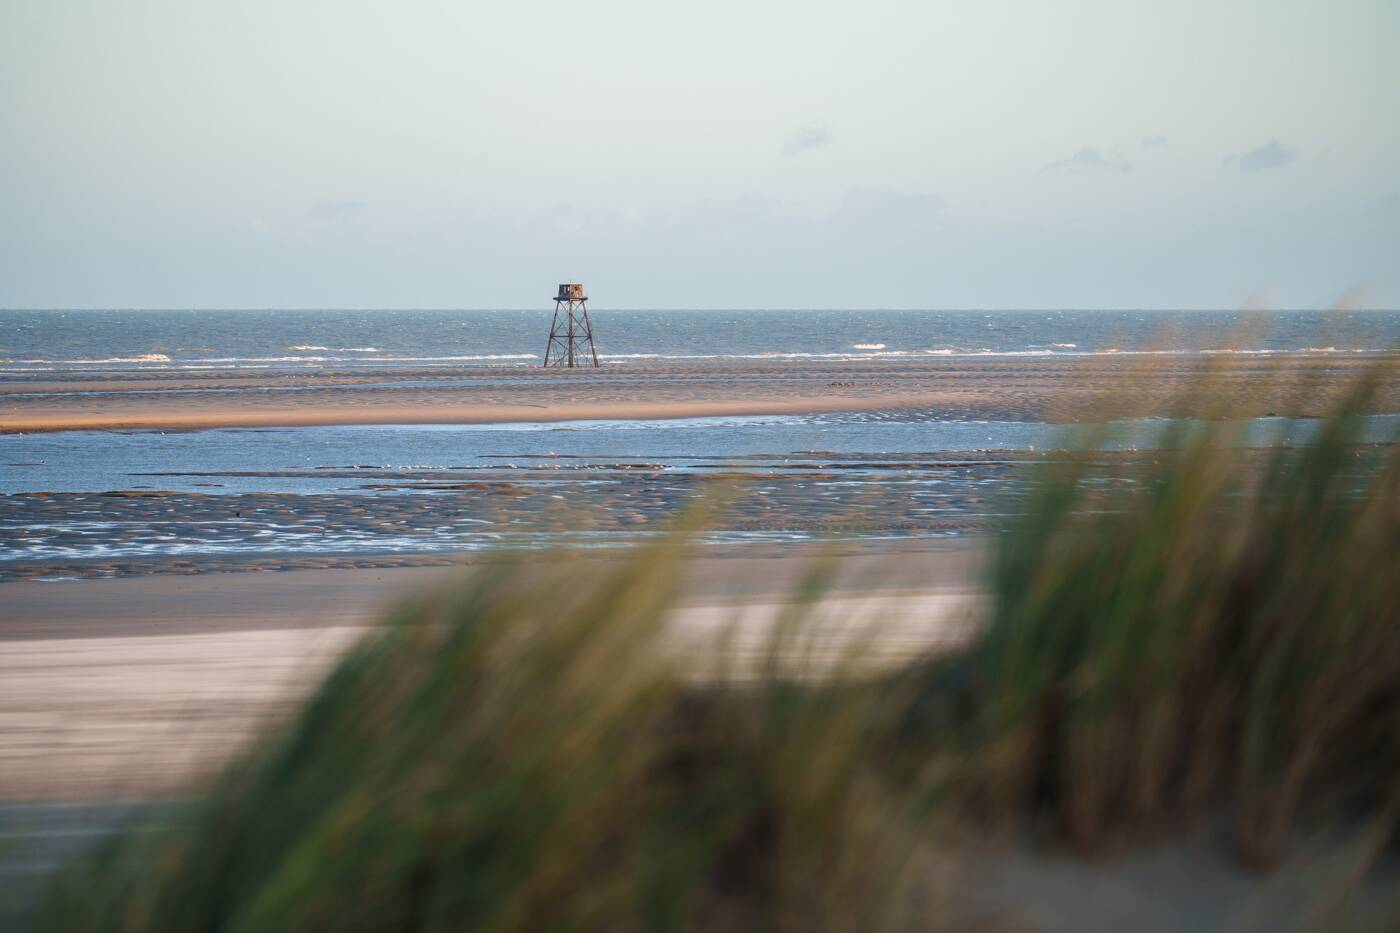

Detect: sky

[1,0,1397,309]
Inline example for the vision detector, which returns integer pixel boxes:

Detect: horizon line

[3,307,1397,314]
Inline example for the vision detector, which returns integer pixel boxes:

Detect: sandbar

[5,354,1396,434]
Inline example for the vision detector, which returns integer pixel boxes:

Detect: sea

[2,309,1397,572]
[2,308,1396,372]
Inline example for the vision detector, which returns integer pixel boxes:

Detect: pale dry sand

[0,567,425,799]
[5,354,1396,433]
[0,546,984,800]
[0,626,371,801]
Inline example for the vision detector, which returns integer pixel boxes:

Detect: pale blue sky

[1,0,1397,308]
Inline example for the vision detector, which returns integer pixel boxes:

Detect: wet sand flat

[0,457,1010,582]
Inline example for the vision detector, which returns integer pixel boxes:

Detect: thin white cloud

[1041,148,1131,175]
[1227,140,1296,173]
[1141,136,1169,149]
[782,124,833,156]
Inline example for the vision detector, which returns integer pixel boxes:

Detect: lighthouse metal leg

[580,305,599,366]
[567,299,575,367]
[543,300,564,367]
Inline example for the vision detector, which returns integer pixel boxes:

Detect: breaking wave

[1,353,173,365]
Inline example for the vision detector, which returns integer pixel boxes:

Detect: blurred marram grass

[37,362,1400,931]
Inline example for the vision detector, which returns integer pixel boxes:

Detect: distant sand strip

[0,394,961,434]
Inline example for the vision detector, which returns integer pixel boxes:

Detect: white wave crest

[405,354,537,361]
[1299,346,1368,354]
[851,343,886,350]
[3,354,174,365]
[191,356,332,363]
[599,353,725,360]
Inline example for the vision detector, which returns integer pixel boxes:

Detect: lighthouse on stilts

[543,283,599,368]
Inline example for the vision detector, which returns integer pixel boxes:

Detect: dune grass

[38,528,937,932]
[35,365,1400,931]
[922,367,1400,867]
